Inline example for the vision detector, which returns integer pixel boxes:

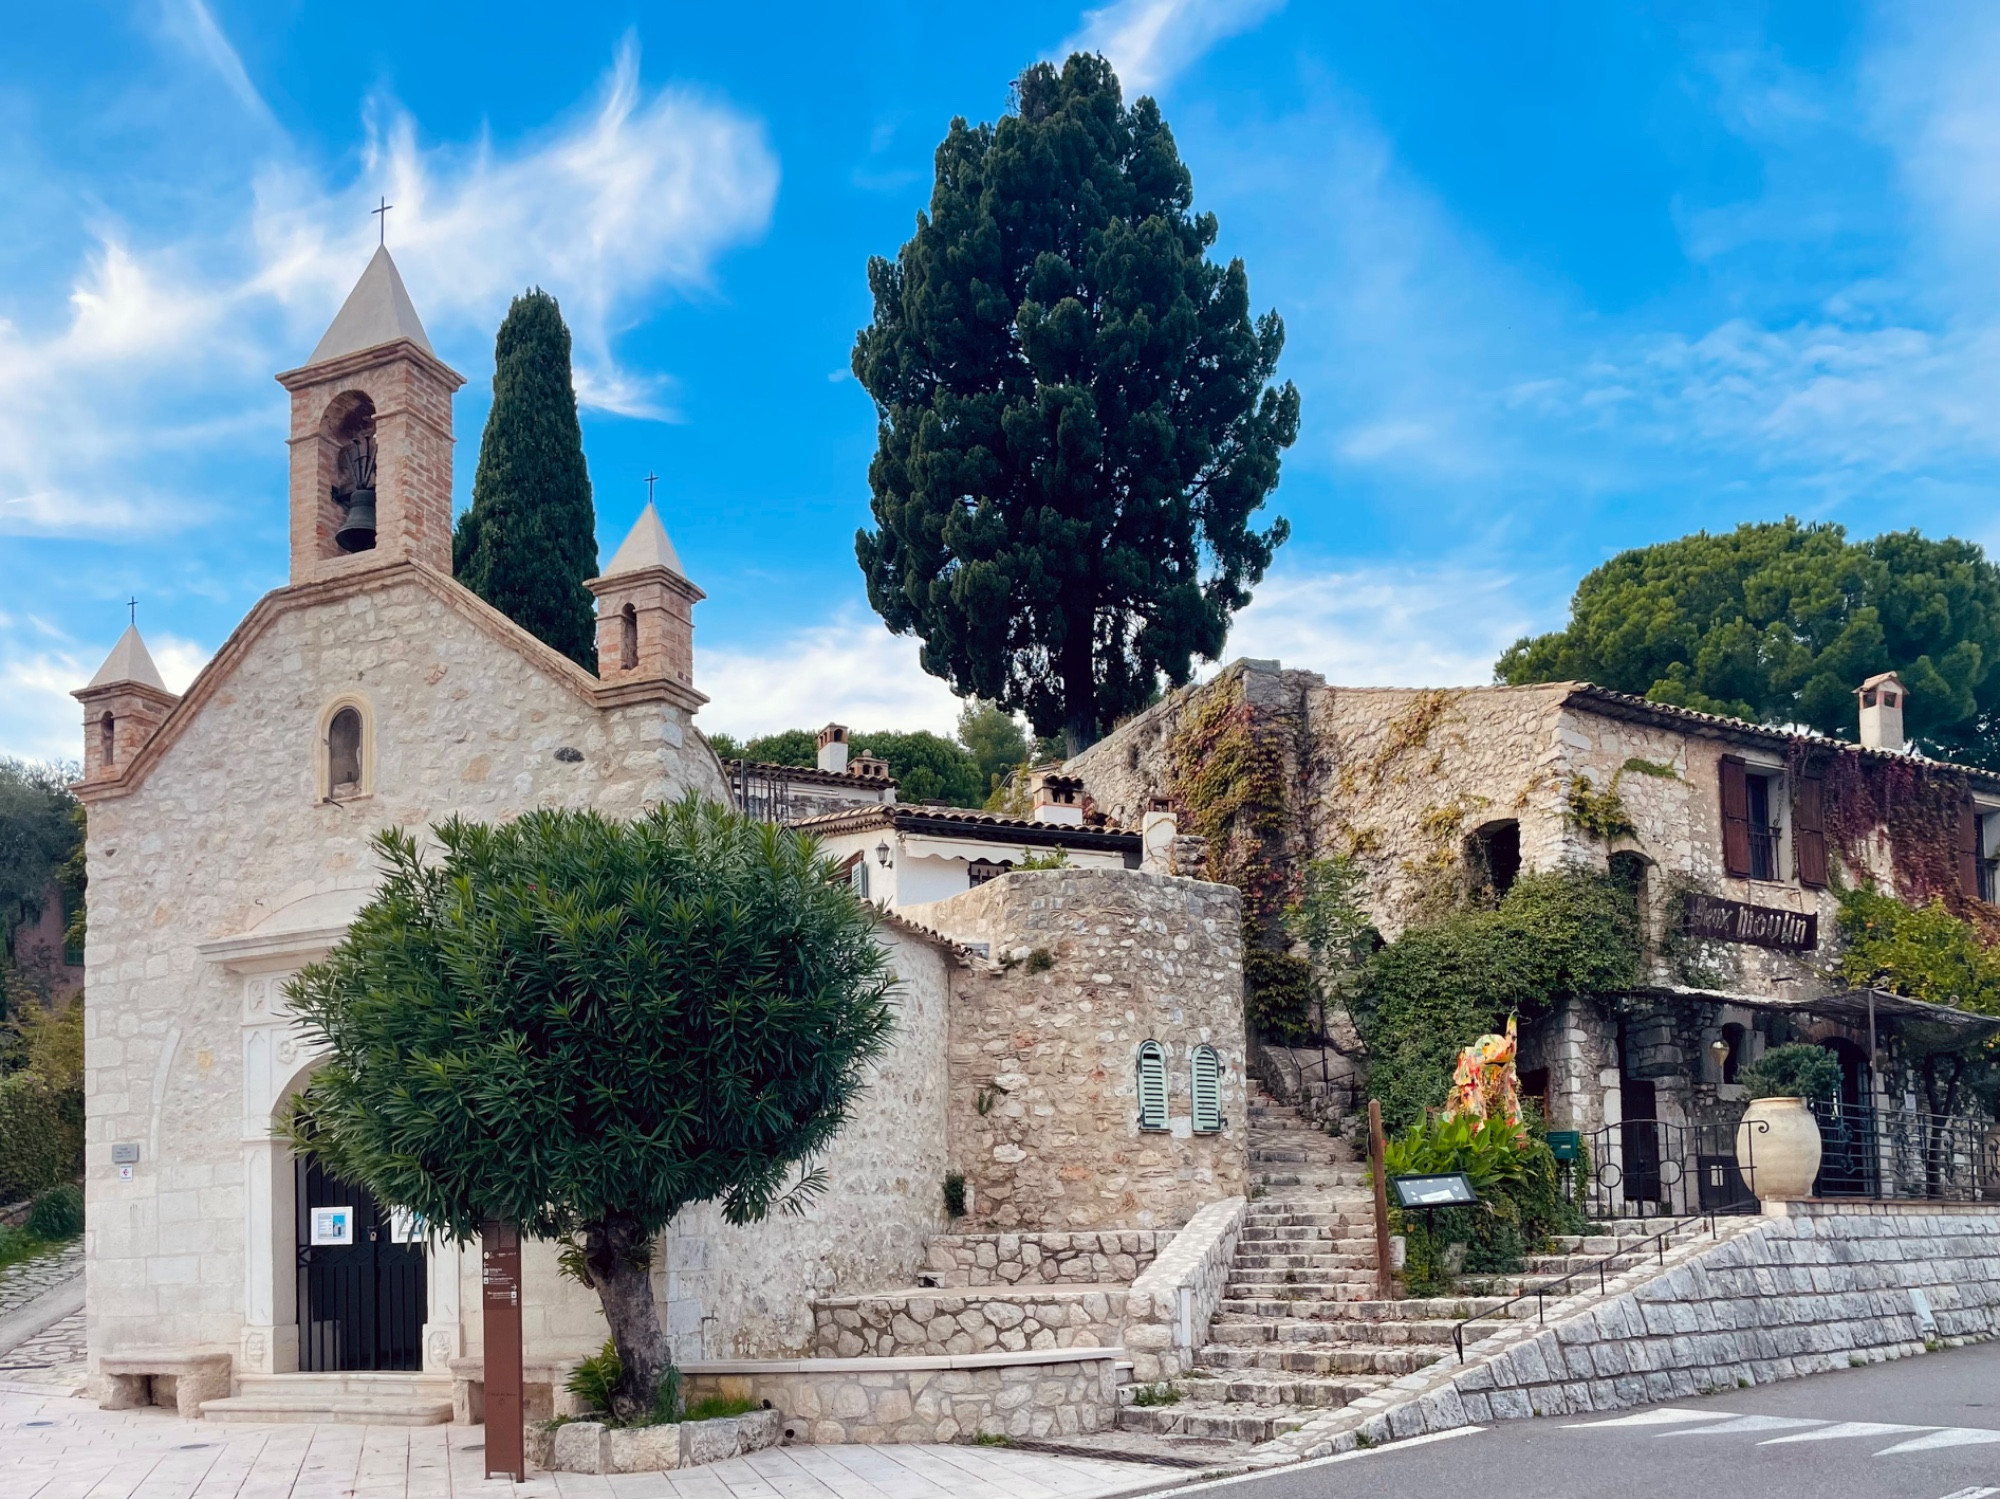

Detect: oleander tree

[853,52,1299,754]
[283,797,897,1419]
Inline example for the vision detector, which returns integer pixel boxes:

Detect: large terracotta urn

[1736,1096,1822,1201]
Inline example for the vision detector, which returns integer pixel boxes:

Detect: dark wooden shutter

[1719,755,1752,878]
[1794,771,1828,889]
[1958,798,1983,900]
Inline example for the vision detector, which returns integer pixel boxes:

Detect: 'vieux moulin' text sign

[1683,892,1818,953]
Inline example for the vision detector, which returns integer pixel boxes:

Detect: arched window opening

[1190,1044,1223,1134]
[1719,1022,1746,1085]
[1136,1041,1168,1131]
[328,707,363,796]
[619,603,639,671]
[322,393,378,556]
[1609,850,1649,903]
[99,711,115,767]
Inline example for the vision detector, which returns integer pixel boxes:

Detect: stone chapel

[72,249,1249,1426]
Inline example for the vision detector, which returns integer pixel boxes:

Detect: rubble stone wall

[907,868,1248,1232]
[810,1286,1127,1358]
[918,1230,1168,1287]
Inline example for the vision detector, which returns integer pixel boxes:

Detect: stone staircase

[1116,1088,1714,1444]
[200,1371,454,1425]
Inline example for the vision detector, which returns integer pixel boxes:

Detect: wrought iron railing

[1578,1119,1760,1221]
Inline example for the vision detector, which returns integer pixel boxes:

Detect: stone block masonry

[1271,1202,2000,1460]
[812,1286,1127,1359]
[909,868,1247,1232]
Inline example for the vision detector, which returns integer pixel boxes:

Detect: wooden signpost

[1367,1099,1395,1299]
[481,1222,525,1481]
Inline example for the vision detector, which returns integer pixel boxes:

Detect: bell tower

[587,502,706,712]
[275,247,465,584]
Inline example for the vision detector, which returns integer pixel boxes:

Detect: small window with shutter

[1794,771,1828,888]
[1958,798,1985,903]
[1191,1045,1223,1134]
[1136,1041,1168,1131]
[1719,755,1752,878]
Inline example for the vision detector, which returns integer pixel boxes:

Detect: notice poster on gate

[309,1206,354,1245]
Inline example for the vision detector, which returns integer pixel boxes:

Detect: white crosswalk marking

[1935,1487,2000,1499]
[1760,1422,1939,1445]
[1874,1429,2000,1455]
[1564,1408,1728,1428]
[1664,1415,1827,1436]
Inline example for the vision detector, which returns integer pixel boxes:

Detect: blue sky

[6,0,2000,763]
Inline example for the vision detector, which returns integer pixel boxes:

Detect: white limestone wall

[654,926,954,1361]
[83,573,723,1380]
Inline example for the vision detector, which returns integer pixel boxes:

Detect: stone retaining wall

[919,1231,1168,1288]
[1124,1196,1246,1383]
[1275,1203,2000,1460]
[681,1349,1123,1444]
[812,1286,1127,1358]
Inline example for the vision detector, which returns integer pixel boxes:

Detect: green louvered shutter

[1191,1045,1223,1134]
[1136,1042,1168,1130]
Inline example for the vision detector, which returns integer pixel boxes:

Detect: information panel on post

[1388,1172,1479,1209]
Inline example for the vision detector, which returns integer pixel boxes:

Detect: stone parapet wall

[811,1286,1127,1358]
[911,868,1247,1232]
[1272,1203,2000,1460]
[919,1231,1169,1287]
[682,1349,1123,1444]
[1123,1195,1247,1383]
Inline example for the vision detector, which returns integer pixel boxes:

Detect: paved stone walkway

[0,1389,1179,1498]
[0,1308,85,1385]
[0,1241,83,1316]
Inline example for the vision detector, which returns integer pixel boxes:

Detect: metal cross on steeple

[372,197,393,246]
[645,472,658,504]
[128,596,137,626]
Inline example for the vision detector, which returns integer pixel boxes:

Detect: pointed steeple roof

[602,503,684,578]
[308,245,435,365]
[87,625,169,692]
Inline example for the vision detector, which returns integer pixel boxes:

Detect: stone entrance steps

[201,1370,454,1426]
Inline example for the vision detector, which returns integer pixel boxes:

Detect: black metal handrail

[1448,1207,1743,1363]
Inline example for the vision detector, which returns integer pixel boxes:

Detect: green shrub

[1361,869,1642,1130]
[1740,1043,1842,1101]
[681,1394,757,1421]
[0,1072,81,1201]
[566,1341,621,1415]
[1245,948,1318,1043]
[24,1182,82,1240]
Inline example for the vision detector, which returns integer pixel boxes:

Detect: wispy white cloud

[1058,0,1285,95]
[0,630,208,765]
[1222,561,1540,687]
[156,0,275,124]
[0,38,779,538]
[697,604,965,739]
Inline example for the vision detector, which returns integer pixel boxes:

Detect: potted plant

[1735,1043,1842,1201]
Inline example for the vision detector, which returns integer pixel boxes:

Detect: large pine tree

[453,291,599,670]
[853,54,1298,753]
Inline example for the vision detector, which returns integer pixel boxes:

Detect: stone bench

[99,1348,232,1419]
[447,1355,590,1426]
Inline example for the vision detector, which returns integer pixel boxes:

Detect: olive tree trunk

[582,1213,671,1421]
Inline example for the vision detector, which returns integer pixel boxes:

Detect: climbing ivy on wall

[1166,673,1310,1037]
[1788,743,1975,909]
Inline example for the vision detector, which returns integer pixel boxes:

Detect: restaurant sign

[1683,892,1818,953]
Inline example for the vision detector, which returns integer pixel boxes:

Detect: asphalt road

[1184,1340,2000,1499]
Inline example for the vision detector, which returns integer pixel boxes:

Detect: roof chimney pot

[1856,671,1907,753]
[817,724,849,775]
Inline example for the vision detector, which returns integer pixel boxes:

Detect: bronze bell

[334,488,377,553]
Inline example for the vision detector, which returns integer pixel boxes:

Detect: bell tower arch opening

[323,393,378,556]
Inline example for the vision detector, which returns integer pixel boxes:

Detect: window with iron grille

[1190,1045,1223,1133]
[1136,1041,1168,1131]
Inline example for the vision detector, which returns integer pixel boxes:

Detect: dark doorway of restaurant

[295,1157,425,1371]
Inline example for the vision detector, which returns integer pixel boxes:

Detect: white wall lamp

[875,840,893,868]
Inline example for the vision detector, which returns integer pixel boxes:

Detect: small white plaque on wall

[310,1206,355,1246]
[389,1207,425,1244]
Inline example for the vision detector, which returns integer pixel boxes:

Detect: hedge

[0,1072,82,1201]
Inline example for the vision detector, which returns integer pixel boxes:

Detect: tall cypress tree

[453,290,599,670]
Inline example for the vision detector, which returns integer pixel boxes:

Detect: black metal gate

[295,1158,425,1371]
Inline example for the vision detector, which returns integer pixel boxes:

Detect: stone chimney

[1031,771,1085,826]
[1857,671,1907,752]
[817,724,850,775]
[75,625,179,785]
[1141,798,1178,875]
[850,752,891,782]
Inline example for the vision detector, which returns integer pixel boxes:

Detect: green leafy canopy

[1498,519,2000,766]
[853,53,1299,752]
[283,797,899,1245]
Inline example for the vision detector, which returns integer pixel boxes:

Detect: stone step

[202,1394,454,1426]
[1225,1274,1378,1296]
[1179,1372,1383,1409]
[1198,1343,1439,1377]
[1231,1251,1374,1270]
[1215,1295,1514,1321]
[1115,1400,1306,1444]
[1211,1314,1507,1347]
